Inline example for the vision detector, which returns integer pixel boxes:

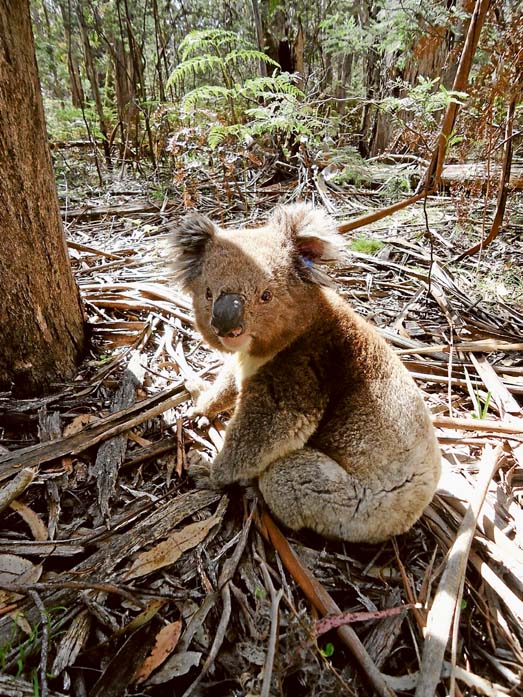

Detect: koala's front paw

[185,375,208,402]
[184,377,213,419]
[187,451,219,490]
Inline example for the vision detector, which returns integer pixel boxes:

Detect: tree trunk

[251,0,267,77]
[77,4,111,165]
[0,0,86,397]
[59,0,84,108]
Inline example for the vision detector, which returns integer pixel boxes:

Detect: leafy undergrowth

[0,158,522,696]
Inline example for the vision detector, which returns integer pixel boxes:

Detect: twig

[30,590,49,697]
[182,499,255,697]
[0,467,35,512]
[258,559,284,697]
[257,507,396,697]
[415,445,503,697]
[0,581,146,608]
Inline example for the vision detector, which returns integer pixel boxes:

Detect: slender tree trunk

[77,4,111,165]
[38,0,65,104]
[0,0,86,396]
[152,0,166,101]
[251,0,267,77]
[59,0,84,108]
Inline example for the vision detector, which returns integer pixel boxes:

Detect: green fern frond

[182,85,234,110]
[208,124,243,148]
[224,49,279,68]
[179,29,250,59]
[240,75,304,99]
[167,55,224,89]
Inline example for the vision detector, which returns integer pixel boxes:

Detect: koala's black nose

[211,293,244,336]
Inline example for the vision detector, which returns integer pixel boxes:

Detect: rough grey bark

[0,0,86,397]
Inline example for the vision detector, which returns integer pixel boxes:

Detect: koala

[171,203,441,543]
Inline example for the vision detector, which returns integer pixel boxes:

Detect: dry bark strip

[415,446,503,697]
[0,383,188,479]
[89,350,145,518]
[0,675,67,697]
[0,489,221,656]
[51,610,92,676]
[62,201,162,221]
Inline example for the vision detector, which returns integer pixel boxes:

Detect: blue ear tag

[301,256,315,268]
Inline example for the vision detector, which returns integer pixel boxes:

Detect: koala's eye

[260,289,273,303]
[205,288,213,301]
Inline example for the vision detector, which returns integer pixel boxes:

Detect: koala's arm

[186,357,238,418]
[210,365,327,486]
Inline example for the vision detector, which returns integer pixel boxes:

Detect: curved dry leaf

[126,507,224,580]
[9,500,48,541]
[147,650,202,685]
[134,619,182,683]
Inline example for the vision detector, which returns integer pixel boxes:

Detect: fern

[169,27,328,149]
[166,55,224,89]
[179,29,249,60]
[224,49,279,69]
[182,85,234,110]
[239,75,304,99]
[208,124,243,148]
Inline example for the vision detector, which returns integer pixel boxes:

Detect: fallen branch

[257,507,396,697]
[0,384,187,478]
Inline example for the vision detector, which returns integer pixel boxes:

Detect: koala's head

[171,203,344,356]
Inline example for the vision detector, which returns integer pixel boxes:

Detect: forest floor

[0,152,523,697]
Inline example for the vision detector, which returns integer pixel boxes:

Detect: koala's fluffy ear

[171,213,216,290]
[272,203,345,263]
[271,203,345,284]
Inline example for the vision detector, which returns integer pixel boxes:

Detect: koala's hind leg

[258,447,426,543]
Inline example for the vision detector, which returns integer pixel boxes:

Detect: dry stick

[337,191,430,234]
[257,508,396,697]
[432,414,523,435]
[30,590,49,697]
[0,467,35,512]
[181,503,255,697]
[457,97,516,259]
[415,445,503,697]
[259,560,284,697]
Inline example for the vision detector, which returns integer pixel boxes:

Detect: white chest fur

[235,351,272,388]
